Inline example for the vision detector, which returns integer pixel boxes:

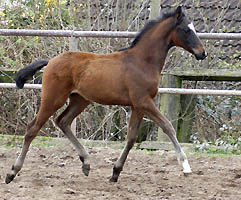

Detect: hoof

[5,174,15,184]
[183,167,192,174]
[82,164,90,176]
[183,170,192,177]
[183,169,192,173]
[109,177,118,182]
[182,159,192,175]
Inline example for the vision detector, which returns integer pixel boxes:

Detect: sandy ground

[0,141,241,200]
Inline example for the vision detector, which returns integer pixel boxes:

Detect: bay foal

[6,6,207,184]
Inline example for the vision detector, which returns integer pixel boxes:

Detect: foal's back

[43,51,134,106]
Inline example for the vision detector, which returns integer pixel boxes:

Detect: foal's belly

[73,79,131,106]
[75,89,132,106]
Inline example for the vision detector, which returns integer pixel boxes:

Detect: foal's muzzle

[195,51,208,60]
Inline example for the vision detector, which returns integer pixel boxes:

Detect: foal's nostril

[195,50,208,60]
[203,51,208,57]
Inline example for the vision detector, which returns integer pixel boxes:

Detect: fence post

[69,36,78,135]
[177,94,196,142]
[158,75,182,141]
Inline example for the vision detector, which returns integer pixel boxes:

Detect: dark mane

[119,8,181,51]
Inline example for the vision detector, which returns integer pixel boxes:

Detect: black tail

[15,60,49,89]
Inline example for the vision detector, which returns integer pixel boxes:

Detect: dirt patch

[0,141,241,200]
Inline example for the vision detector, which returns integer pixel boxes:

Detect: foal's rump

[14,51,95,89]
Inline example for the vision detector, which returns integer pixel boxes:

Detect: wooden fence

[0,29,241,142]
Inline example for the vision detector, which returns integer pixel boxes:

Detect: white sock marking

[182,159,192,173]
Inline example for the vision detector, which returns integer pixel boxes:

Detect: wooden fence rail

[0,29,241,40]
[1,83,241,97]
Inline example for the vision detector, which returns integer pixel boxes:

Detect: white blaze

[188,23,197,34]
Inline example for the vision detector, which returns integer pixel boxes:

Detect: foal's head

[168,6,207,60]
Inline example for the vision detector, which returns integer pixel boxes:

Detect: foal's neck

[133,18,175,73]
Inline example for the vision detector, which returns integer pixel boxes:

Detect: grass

[0,134,60,149]
[193,143,241,155]
[1,134,240,156]
[0,134,125,149]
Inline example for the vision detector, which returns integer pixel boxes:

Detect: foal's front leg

[138,97,192,174]
[110,108,144,182]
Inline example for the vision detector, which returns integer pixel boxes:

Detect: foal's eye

[184,28,191,33]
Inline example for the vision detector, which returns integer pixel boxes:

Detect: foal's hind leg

[5,84,70,184]
[110,108,144,182]
[137,97,192,174]
[5,99,67,184]
[5,118,37,184]
[55,93,90,176]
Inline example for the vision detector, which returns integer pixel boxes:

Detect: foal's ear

[175,6,183,20]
